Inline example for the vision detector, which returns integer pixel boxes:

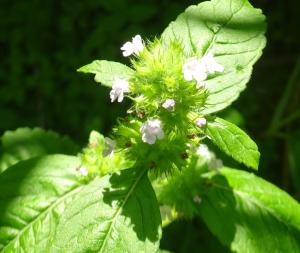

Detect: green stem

[269,109,300,133]
[269,57,300,131]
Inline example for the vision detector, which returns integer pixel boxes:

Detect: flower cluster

[103,35,224,173]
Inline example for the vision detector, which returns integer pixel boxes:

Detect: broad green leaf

[161,0,266,114]
[0,155,161,253]
[50,167,161,253]
[206,117,260,169]
[78,60,134,87]
[0,155,81,252]
[197,168,300,253]
[155,163,300,253]
[0,128,79,173]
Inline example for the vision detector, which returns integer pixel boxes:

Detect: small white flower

[102,137,116,157]
[201,51,224,74]
[120,35,144,57]
[193,195,202,204]
[78,166,88,176]
[196,144,213,160]
[110,78,129,103]
[183,57,207,83]
[196,144,223,170]
[209,158,223,170]
[195,117,207,127]
[140,119,164,144]
[162,99,175,110]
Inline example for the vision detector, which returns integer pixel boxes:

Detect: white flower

[78,166,88,176]
[209,158,223,170]
[102,137,116,157]
[183,52,224,87]
[110,78,129,103]
[196,144,223,170]
[121,35,144,57]
[201,52,224,74]
[162,99,175,110]
[196,144,213,160]
[193,195,202,204]
[195,117,207,127]
[140,119,164,144]
[183,57,207,83]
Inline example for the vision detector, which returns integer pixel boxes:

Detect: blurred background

[0,0,299,252]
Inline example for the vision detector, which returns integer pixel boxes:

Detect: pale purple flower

[110,78,129,103]
[121,35,144,57]
[162,99,175,110]
[195,118,207,127]
[140,119,164,144]
[78,166,88,176]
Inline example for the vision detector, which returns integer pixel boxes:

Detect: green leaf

[0,155,161,253]
[155,163,300,253]
[0,155,81,252]
[78,60,134,87]
[0,128,79,173]
[50,167,161,253]
[161,0,266,114]
[206,117,260,169]
[197,168,300,253]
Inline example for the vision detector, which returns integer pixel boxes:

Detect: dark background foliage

[0,0,299,252]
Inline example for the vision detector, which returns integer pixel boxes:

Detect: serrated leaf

[0,128,79,173]
[51,167,161,253]
[0,155,81,252]
[155,163,300,253]
[78,60,134,87]
[198,168,300,253]
[0,155,161,253]
[161,0,266,114]
[206,117,260,169]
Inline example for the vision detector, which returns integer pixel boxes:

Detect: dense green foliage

[1,0,300,252]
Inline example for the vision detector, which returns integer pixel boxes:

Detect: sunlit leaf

[198,168,300,253]
[155,163,300,253]
[0,128,79,173]
[0,155,81,252]
[206,117,260,169]
[0,155,161,253]
[78,60,134,87]
[161,0,266,114]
